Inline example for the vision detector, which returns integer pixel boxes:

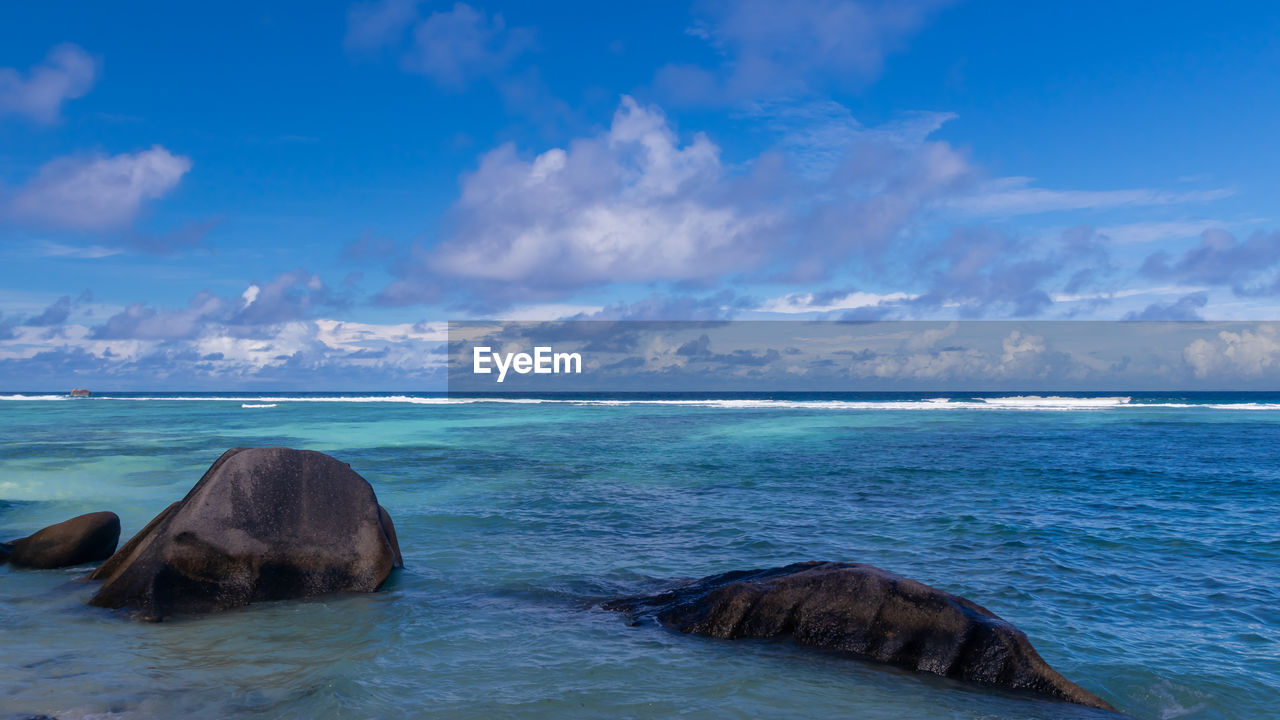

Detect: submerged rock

[5,511,120,569]
[88,447,402,621]
[604,561,1113,711]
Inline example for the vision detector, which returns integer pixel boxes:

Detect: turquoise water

[1,393,1278,719]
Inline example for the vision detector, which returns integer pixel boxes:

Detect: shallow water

[2,393,1278,719]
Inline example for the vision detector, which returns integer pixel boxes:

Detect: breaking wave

[5,393,1279,410]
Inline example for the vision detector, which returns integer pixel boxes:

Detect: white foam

[6,394,1280,411]
[976,395,1132,409]
[110,395,545,405]
[1205,403,1280,410]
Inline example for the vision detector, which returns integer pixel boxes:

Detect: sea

[1,392,1277,719]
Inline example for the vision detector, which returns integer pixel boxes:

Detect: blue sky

[2,1,1280,388]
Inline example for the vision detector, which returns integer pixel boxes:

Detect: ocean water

[1,392,1278,720]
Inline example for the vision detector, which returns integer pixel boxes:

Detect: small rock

[7,512,120,569]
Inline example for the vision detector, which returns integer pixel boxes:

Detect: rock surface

[604,561,1113,711]
[68,388,90,397]
[5,512,120,569]
[88,447,402,620]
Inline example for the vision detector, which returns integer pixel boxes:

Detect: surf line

[472,346,583,383]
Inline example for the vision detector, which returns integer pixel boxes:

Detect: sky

[2,1,1280,389]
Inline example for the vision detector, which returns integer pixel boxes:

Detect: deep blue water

[1,392,1278,719]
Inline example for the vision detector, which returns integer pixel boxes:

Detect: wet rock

[605,561,1113,711]
[6,512,120,569]
[68,388,90,397]
[88,447,402,621]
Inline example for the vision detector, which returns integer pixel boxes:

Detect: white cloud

[403,3,532,87]
[0,43,96,124]
[1000,330,1045,368]
[314,318,445,351]
[345,0,531,88]
[0,323,148,363]
[375,93,1245,316]
[427,96,777,290]
[847,330,1066,381]
[378,95,977,309]
[948,177,1233,217]
[10,146,192,230]
[658,0,948,103]
[761,290,914,314]
[0,312,449,390]
[35,241,125,259]
[1184,327,1280,378]
[241,285,261,309]
[1049,285,1207,303]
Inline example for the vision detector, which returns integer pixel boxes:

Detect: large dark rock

[87,447,402,621]
[5,511,120,569]
[604,561,1113,712]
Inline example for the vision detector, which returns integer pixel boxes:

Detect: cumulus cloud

[372,92,1238,317]
[1142,229,1280,296]
[0,43,97,124]
[846,329,1086,382]
[379,97,982,310]
[380,96,780,306]
[0,318,447,390]
[1184,326,1280,378]
[9,146,192,231]
[345,0,531,88]
[657,0,948,103]
[0,271,439,388]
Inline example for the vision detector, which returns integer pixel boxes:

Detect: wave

[5,393,1280,411]
[976,395,1132,408]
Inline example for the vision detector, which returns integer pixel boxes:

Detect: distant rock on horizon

[605,561,1114,711]
[87,447,403,621]
[68,388,91,397]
